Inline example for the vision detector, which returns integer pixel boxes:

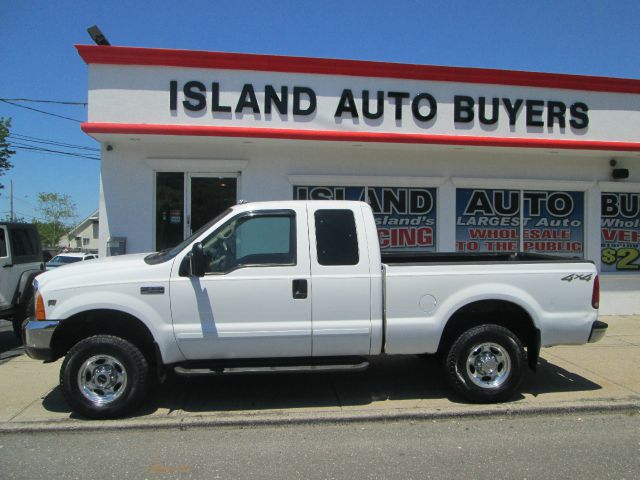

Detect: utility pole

[10,180,14,222]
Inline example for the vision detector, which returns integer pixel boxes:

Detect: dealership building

[77,45,640,314]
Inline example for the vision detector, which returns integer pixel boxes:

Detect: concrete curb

[2,398,639,434]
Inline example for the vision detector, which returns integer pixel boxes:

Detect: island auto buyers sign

[456,189,584,256]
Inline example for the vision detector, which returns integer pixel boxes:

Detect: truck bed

[382,251,592,265]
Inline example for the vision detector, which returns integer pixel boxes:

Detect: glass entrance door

[186,175,237,236]
[155,173,237,251]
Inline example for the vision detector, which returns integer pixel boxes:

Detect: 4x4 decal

[561,273,593,282]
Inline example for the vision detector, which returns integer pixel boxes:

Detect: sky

[1,0,639,224]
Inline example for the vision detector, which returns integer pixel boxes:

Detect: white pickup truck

[23,201,606,419]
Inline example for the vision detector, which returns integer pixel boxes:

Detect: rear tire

[60,335,150,419]
[445,324,525,403]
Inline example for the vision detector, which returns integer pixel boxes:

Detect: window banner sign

[601,192,640,272]
[456,189,584,257]
[294,186,437,252]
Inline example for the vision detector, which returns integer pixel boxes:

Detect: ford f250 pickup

[23,201,606,419]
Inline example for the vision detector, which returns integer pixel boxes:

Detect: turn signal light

[35,294,46,321]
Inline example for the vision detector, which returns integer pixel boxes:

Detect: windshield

[49,255,83,264]
[145,208,233,265]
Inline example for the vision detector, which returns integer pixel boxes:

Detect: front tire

[445,324,525,403]
[60,335,149,419]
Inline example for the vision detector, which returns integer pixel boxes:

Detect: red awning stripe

[81,122,640,152]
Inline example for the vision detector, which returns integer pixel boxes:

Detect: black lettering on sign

[363,90,384,120]
[547,101,567,128]
[570,102,589,129]
[335,89,359,118]
[387,91,410,120]
[183,81,206,111]
[235,84,260,113]
[525,100,545,127]
[293,87,316,115]
[454,96,474,123]
[169,81,178,111]
[479,97,499,125]
[411,93,437,122]
[264,85,288,115]
[502,98,523,126]
[212,82,232,113]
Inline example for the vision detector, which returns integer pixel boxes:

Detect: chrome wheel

[77,354,128,406]
[466,342,511,389]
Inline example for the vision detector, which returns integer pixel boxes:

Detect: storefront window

[294,185,437,253]
[156,173,237,252]
[456,188,584,258]
[601,192,640,272]
[156,172,184,251]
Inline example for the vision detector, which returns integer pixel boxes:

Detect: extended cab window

[202,212,296,273]
[315,209,359,266]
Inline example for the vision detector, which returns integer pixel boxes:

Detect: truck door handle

[292,279,307,299]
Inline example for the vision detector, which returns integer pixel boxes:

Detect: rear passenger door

[307,204,372,356]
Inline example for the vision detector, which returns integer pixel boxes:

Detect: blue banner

[456,188,584,257]
[601,192,640,272]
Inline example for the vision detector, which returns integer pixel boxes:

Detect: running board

[173,357,370,376]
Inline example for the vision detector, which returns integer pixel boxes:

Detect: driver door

[169,206,312,360]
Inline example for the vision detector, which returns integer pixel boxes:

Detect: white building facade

[78,45,640,314]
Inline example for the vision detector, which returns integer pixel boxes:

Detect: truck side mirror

[190,242,206,277]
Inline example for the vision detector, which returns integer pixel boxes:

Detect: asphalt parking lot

[0,316,638,432]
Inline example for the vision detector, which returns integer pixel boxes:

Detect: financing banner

[601,192,640,272]
[456,188,584,257]
[294,185,437,252]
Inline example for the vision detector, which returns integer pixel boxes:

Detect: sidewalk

[0,316,638,432]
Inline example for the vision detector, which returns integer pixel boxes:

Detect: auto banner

[456,188,584,257]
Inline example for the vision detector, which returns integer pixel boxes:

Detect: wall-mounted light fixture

[87,25,111,46]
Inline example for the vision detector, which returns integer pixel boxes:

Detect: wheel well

[438,300,540,370]
[51,310,156,365]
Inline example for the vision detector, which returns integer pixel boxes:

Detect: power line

[11,143,100,161]
[9,133,99,152]
[0,98,87,106]
[0,210,46,222]
[0,99,83,122]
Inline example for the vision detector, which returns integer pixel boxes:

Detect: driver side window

[201,212,296,274]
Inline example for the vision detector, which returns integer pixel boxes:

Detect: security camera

[612,168,629,180]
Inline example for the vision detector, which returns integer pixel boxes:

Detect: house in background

[58,209,99,253]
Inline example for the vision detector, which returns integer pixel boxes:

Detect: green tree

[35,192,77,248]
[0,117,15,188]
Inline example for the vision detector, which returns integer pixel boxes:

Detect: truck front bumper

[23,317,60,361]
[588,320,608,343]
